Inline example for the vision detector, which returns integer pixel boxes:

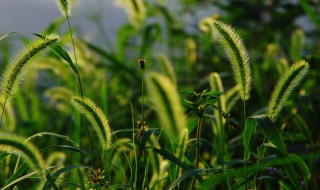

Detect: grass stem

[0,99,7,127]
[66,13,94,169]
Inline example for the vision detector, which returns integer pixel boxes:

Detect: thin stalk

[142,151,150,190]
[66,13,94,169]
[252,137,266,190]
[104,149,111,186]
[243,100,248,190]
[130,102,138,189]
[191,112,203,189]
[195,114,203,169]
[0,99,7,127]
[141,69,145,124]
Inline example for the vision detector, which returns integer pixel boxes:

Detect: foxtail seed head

[0,133,46,182]
[268,60,309,122]
[71,96,112,150]
[212,20,252,101]
[0,34,59,101]
[56,0,72,16]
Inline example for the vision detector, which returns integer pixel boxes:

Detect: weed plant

[0,0,319,189]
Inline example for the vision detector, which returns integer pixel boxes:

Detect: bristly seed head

[138,59,146,70]
[56,0,71,17]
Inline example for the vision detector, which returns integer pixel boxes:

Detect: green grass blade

[42,165,88,189]
[3,163,30,188]
[243,115,287,161]
[0,152,10,162]
[297,0,320,30]
[31,33,79,74]
[26,132,79,147]
[167,169,208,190]
[2,171,37,190]
[153,148,203,183]
[288,154,311,189]
[45,171,59,190]
[243,117,257,160]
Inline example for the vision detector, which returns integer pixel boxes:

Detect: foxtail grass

[212,20,251,101]
[56,0,71,17]
[0,133,46,182]
[156,53,177,86]
[71,96,112,150]
[209,72,226,167]
[55,0,94,170]
[0,34,59,127]
[146,73,187,147]
[212,20,252,188]
[268,60,309,122]
[290,28,304,61]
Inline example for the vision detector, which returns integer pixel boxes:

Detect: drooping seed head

[71,96,112,150]
[0,133,46,182]
[0,34,59,101]
[268,60,309,122]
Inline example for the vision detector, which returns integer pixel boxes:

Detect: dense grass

[1,0,320,189]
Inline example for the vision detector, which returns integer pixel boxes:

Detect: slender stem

[191,113,203,189]
[130,102,138,189]
[243,100,247,190]
[143,151,150,190]
[0,99,7,127]
[66,13,94,169]
[141,69,145,125]
[195,114,203,169]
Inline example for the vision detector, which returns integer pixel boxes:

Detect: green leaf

[153,148,203,183]
[0,153,10,163]
[0,32,78,74]
[203,91,223,97]
[45,171,59,190]
[31,33,78,74]
[243,117,257,160]
[242,114,309,189]
[2,171,37,190]
[3,163,30,188]
[288,154,311,189]
[26,132,79,147]
[298,0,320,31]
[168,169,209,190]
[243,114,288,160]
[42,165,88,189]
